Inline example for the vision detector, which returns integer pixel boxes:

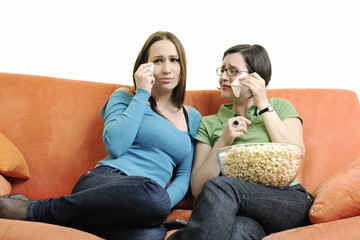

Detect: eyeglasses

[216,67,248,77]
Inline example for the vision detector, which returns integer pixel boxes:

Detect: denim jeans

[27,165,171,240]
[169,177,314,240]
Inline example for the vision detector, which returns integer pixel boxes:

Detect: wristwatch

[259,105,274,115]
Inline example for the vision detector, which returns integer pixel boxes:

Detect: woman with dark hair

[0,31,201,240]
[168,44,313,240]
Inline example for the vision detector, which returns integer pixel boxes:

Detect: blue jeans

[169,177,313,240]
[27,165,171,240]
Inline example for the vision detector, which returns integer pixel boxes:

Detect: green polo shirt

[196,97,302,186]
[196,98,301,146]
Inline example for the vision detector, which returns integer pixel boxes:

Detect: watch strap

[259,105,274,115]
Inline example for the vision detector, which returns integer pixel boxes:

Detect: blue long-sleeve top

[98,88,202,208]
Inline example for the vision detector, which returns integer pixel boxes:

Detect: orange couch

[0,72,359,240]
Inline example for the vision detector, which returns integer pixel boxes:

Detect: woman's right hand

[134,63,155,93]
[218,116,251,146]
[191,116,251,197]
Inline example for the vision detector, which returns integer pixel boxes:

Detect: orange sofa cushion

[184,89,360,195]
[0,132,30,179]
[0,219,104,240]
[263,216,360,240]
[0,174,11,196]
[309,156,360,223]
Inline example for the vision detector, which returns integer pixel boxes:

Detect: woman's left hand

[241,72,270,109]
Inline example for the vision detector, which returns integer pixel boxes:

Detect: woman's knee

[230,216,266,240]
[138,180,171,222]
[144,198,171,224]
[203,177,230,190]
[197,177,242,208]
[202,177,241,197]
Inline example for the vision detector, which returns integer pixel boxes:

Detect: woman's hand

[191,116,251,197]
[241,72,270,110]
[241,73,305,152]
[218,116,251,147]
[134,63,155,93]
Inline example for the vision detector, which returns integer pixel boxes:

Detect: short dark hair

[223,44,272,86]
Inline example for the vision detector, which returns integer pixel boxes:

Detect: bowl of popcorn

[217,143,303,187]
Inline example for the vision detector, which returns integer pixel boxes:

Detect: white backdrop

[1,0,359,96]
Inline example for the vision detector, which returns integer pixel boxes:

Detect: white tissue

[231,72,248,97]
[149,63,154,73]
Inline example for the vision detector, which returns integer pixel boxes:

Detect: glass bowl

[217,143,302,187]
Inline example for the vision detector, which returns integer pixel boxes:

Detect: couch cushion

[184,88,360,195]
[263,216,360,240]
[309,156,360,223]
[0,219,104,240]
[0,132,30,179]
[0,73,120,198]
[0,174,11,195]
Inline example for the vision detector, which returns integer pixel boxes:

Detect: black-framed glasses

[216,67,248,77]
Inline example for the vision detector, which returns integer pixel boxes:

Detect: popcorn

[217,143,302,187]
